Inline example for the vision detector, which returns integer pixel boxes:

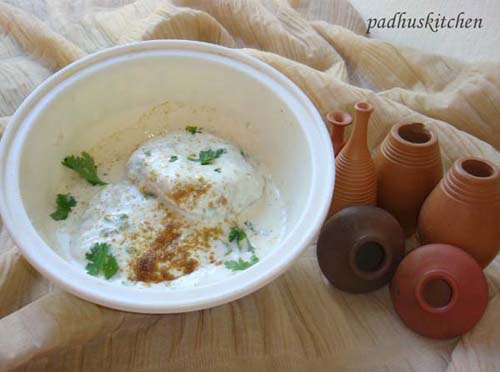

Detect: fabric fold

[0,291,123,371]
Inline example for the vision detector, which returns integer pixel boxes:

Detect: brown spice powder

[167,178,211,207]
[130,218,223,283]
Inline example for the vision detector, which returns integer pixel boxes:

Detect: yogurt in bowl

[58,127,285,288]
[0,41,334,313]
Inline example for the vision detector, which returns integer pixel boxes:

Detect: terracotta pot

[391,244,488,339]
[317,205,405,293]
[328,102,377,217]
[375,122,443,237]
[326,111,352,157]
[418,157,500,268]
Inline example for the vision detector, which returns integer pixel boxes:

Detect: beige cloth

[1,1,500,371]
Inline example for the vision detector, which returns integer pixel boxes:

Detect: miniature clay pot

[418,157,500,268]
[375,122,443,237]
[391,244,488,339]
[326,111,352,157]
[328,102,377,217]
[317,205,405,293]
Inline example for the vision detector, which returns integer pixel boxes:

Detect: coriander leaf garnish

[85,243,119,279]
[186,126,202,134]
[228,226,255,253]
[169,155,178,162]
[229,227,246,245]
[62,152,107,186]
[224,254,259,271]
[214,168,222,173]
[188,148,226,165]
[50,193,77,221]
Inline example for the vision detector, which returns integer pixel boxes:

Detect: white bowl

[0,41,334,313]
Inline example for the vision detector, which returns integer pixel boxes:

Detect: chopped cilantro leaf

[229,226,246,245]
[224,255,259,271]
[228,226,255,253]
[50,193,77,221]
[169,155,178,162]
[214,168,222,173]
[188,148,226,165]
[186,126,202,134]
[62,152,107,185]
[85,243,119,279]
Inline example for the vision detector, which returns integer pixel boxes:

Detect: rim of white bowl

[0,40,334,313]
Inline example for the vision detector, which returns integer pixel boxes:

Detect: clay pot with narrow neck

[391,244,488,339]
[418,157,500,268]
[327,111,352,157]
[317,205,405,293]
[375,122,443,237]
[328,102,377,217]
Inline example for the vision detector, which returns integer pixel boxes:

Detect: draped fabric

[0,1,499,371]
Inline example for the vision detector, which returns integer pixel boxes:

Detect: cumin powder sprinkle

[167,178,211,206]
[130,218,223,283]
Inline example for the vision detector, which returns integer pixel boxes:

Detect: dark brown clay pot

[418,157,500,268]
[326,111,352,157]
[328,102,377,217]
[391,244,488,339]
[375,122,443,237]
[317,205,405,293]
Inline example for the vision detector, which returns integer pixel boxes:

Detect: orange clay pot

[328,102,377,217]
[418,157,500,268]
[391,244,488,339]
[375,123,443,237]
[326,111,352,157]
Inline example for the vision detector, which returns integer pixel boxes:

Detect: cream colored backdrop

[0,1,499,371]
[351,0,500,63]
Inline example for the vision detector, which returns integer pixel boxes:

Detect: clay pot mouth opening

[326,111,352,126]
[354,101,374,113]
[416,271,458,313]
[396,123,433,145]
[460,158,496,179]
[350,239,391,280]
[356,242,385,272]
[423,279,452,308]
